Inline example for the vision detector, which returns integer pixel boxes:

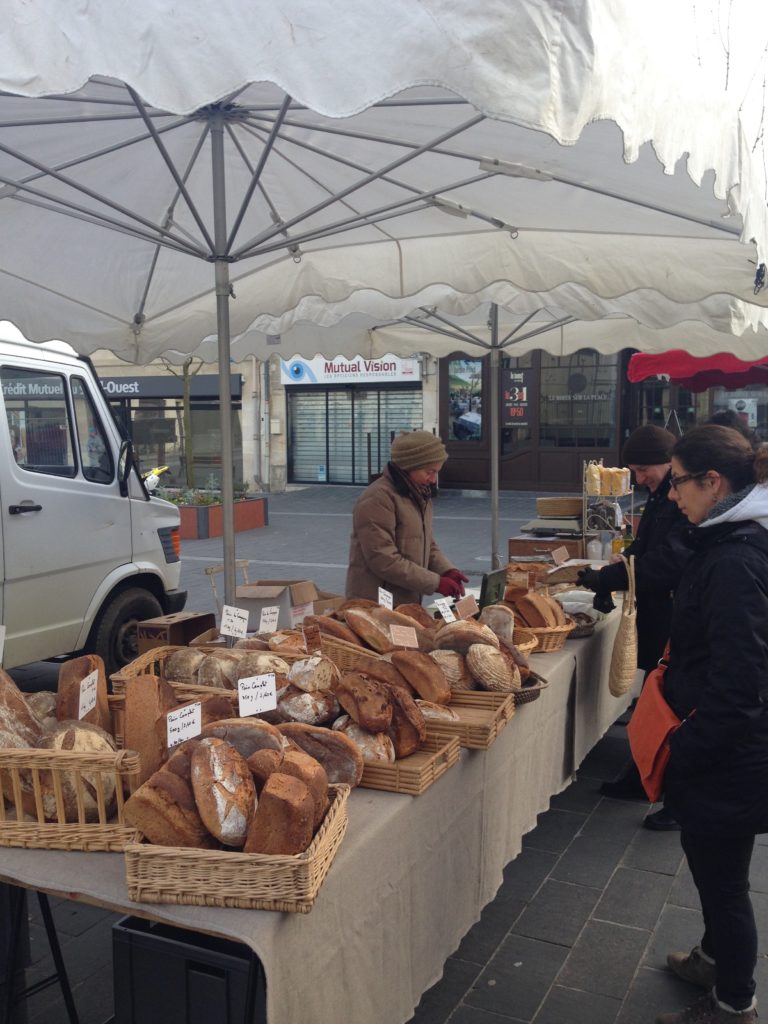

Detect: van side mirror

[117,440,134,497]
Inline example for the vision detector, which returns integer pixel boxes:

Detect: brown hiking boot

[667,947,717,990]
[656,992,757,1024]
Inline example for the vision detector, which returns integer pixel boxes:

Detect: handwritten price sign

[78,670,99,719]
[258,605,281,633]
[220,604,249,638]
[389,624,419,648]
[434,597,456,623]
[378,587,394,610]
[166,702,202,748]
[238,674,277,717]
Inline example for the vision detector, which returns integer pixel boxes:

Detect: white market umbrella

[1,0,768,604]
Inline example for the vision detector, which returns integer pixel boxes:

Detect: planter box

[178,497,268,540]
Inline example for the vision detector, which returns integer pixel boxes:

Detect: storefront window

[635,380,709,434]
[712,387,767,441]
[448,359,483,441]
[539,351,617,447]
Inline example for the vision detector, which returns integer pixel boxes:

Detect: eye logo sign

[281,359,317,383]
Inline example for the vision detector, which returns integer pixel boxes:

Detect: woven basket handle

[616,552,636,610]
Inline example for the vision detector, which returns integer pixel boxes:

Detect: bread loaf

[276,722,364,787]
[0,670,43,749]
[200,717,283,758]
[123,674,179,786]
[414,700,460,722]
[243,772,314,855]
[390,651,451,704]
[124,769,216,848]
[25,690,57,730]
[233,636,271,651]
[37,721,118,822]
[381,682,426,758]
[197,650,243,689]
[278,747,329,829]
[394,603,437,630]
[267,631,307,653]
[236,652,290,686]
[336,598,379,614]
[246,747,285,791]
[347,652,414,695]
[466,644,521,692]
[164,647,205,683]
[433,619,500,654]
[514,593,562,629]
[56,654,112,734]
[342,609,395,653]
[369,607,435,652]
[478,604,515,643]
[190,737,256,847]
[277,685,340,726]
[332,715,396,763]
[428,650,474,691]
[287,655,339,693]
[302,614,362,647]
[335,672,393,732]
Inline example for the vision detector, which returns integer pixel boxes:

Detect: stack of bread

[0,654,121,823]
[508,592,568,630]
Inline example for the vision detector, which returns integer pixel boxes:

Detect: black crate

[113,917,266,1024]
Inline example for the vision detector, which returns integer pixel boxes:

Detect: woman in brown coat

[345,431,468,606]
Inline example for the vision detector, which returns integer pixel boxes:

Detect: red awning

[627,350,768,393]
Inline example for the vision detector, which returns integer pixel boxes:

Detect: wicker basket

[124,784,350,913]
[319,634,380,672]
[0,747,141,851]
[513,620,575,653]
[512,672,550,706]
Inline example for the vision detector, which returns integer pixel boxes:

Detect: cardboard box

[235,579,319,631]
[137,611,217,653]
[312,590,346,617]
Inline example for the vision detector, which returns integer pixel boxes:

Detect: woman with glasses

[656,424,768,1024]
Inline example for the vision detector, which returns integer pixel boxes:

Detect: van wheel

[91,588,163,677]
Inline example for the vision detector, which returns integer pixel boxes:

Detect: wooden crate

[359,735,460,795]
[423,691,515,750]
[124,784,349,913]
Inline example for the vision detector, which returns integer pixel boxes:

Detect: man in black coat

[578,424,690,828]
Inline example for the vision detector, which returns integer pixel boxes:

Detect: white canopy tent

[1,0,767,603]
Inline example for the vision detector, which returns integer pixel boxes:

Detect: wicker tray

[319,634,380,672]
[536,496,582,518]
[124,783,349,913]
[0,747,141,851]
[109,683,238,750]
[512,671,550,706]
[360,734,459,795]
[423,691,515,750]
[513,621,575,653]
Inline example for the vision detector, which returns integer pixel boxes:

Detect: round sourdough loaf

[277,685,340,725]
[243,772,315,855]
[37,720,118,822]
[390,650,451,704]
[124,768,216,848]
[164,647,205,683]
[333,715,396,763]
[394,603,438,630]
[478,604,516,643]
[434,619,500,654]
[197,650,243,689]
[190,737,257,847]
[287,655,339,693]
[276,722,364,786]
[428,650,474,691]
[466,644,521,692]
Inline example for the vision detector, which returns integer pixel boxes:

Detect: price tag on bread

[220,604,249,638]
[78,669,99,719]
[238,673,277,716]
[257,605,280,633]
[389,624,419,648]
[455,594,480,619]
[378,587,394,610]
[302,622,323,654]
[550,546,570,566]
[290,600,313,627]
[434,597,457,623]
[167,702,202,748]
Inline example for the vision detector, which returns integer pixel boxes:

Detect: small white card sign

[455,594,480,619]
[220,604,249,638]
[389,624,419,648]
[167,702,202,748]
[290,601,314,627]
[551,545,570,566]
[378,587,394,610]
[238,673,278,717]
[258,605,281,633]
[78,669,99,719]
[0,625,6,665]
[434,597,456,623]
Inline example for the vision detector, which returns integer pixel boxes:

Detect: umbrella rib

[503,317,580,346]
[225,94,293,254]
[499,309,543,343]
[411,310,489,345]
[127,86,217,254]
[229,112,486,255]
[397,316,491,349]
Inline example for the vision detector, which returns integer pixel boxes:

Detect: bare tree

[161,356,204,487]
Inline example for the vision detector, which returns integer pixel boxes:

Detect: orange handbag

[627,658,683,802]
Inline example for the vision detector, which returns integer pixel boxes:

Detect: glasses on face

[669,471,708,490]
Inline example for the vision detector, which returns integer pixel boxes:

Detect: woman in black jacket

[655,425,768,1024]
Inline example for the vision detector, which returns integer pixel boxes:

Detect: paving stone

[622,828,684,876]
[549,775,603,814]
[455,898,526,966]
[495,849,559,905]
[550,834,627,888]
[580,798,647,843]
[465,934,569,1021]
[749,843,768,895]
[533,983,622,1024]
[513,880,600,947]
[617,964,701,1024]
[48,899,116,938]
[521,808,587,855]
[557,919,649,999]
[577,733,630,780]
[409,956,485,1024]
[448,1006,526,1024]
[594,867,674,930]
[666,863,699,910]
[643,905,702,972]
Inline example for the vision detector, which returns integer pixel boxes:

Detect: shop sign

[728,397,758,427]
[99,374,242,400]
[280,354,421,385]
[502,368,532,426]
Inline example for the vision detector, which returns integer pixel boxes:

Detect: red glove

[436,574,463,598]
[444,568,469,596]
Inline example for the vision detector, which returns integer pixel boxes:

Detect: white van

[0,338,185,674]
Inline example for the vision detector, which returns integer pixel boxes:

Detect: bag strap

[616,552,636,611]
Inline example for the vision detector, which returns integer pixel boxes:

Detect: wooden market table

[0,611,638,1024]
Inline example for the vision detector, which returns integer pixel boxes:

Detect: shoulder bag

[627,652,684,802]
[607,553,638,697]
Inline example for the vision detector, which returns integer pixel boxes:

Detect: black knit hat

[621,425,677,466]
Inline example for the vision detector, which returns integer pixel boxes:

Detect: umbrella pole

[211,113,237,608]
[489,304,501,570]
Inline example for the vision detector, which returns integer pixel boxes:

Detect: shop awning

[627,350,768,392]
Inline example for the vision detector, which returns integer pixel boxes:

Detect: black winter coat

[594,472,690,670]
[664,520,768,835]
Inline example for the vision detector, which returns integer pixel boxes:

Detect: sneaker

[668,947,717,990]
[644,807,681,831]
[656,993,757,1024]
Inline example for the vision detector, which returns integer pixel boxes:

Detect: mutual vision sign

[279,354,421,385]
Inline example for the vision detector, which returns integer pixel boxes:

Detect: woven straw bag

[607,554,638,697]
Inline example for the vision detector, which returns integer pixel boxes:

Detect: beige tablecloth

[0,611,635,1024]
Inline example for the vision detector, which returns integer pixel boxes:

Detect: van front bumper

[164,589,187,613]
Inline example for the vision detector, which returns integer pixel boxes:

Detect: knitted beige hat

[390,431,447,471]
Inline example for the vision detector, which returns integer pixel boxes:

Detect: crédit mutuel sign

[279,354,421,385]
